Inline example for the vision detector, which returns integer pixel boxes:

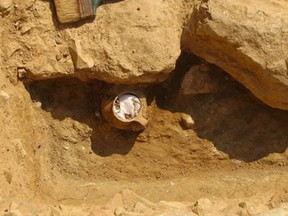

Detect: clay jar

[101,90,148,131]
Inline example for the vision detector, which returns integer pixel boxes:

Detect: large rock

[182,0,288,110]
[180,64,226,95]
[1,0,190,84]
[65,0,185,83]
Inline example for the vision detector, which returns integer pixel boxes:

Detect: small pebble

[20,25,31,35]
[63,50,69,57]
[0,90,10,100]
[239,202,247,208]
[56,53,62,61]
[34,101,42,108]
[17,68,27,78]
[180,113,195,129]
[3,171,12,184]
[55,37,62,45]
[114,207,125,216]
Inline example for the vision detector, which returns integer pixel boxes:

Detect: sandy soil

[1,53,288,215]
[1,1,288,215]
[4,54,286,205]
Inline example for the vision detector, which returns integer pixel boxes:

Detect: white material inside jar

[113,94,141,120]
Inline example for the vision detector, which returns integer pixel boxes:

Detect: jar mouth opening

[112,93,142,122]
